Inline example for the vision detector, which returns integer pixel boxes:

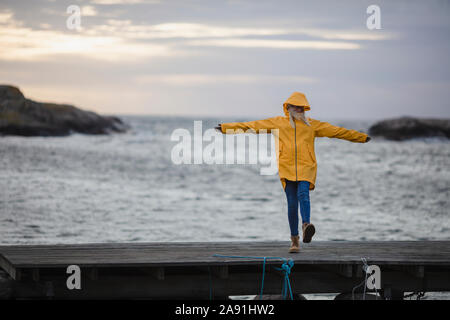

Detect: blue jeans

[284,180,311,236]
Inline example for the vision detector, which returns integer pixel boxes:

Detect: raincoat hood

[283,92,310,116]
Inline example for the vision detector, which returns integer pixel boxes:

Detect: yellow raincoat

[221,92,368,191]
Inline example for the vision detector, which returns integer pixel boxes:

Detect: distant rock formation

[369,116,450,141]
[0,85,129,136]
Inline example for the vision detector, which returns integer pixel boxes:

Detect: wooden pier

[0,241,449,300]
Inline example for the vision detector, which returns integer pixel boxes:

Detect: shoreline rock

[368,116,450,141]
[0,85,129,137]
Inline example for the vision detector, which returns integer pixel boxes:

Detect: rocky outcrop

[0,85,129,136]
[368,116,450,141]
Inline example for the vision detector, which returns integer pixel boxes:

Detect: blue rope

[212,254,295,300]
[259,257,267,299]
[274,259,294,299]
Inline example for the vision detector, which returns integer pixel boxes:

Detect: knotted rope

[212,254,295,300]
[274,259,294,300]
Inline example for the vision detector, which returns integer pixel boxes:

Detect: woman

[215,92,371,253]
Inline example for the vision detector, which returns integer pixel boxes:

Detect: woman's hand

[365,136,371,142]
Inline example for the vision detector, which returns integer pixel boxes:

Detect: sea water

[1,115,449,299]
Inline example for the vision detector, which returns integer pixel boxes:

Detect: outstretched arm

[216,117,280,134]
[309,118,370,143]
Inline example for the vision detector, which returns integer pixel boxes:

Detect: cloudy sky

[1,0,449,119]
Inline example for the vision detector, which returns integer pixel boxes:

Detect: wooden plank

[388,265,425,278]
[0,253,18,280]
[89,268,98,280]
[319,264,353,278]
[211,266,229,279]
[1,240,447,253]
[32,268,39,282]
[150,267,164,280]
[8,269,449,299]
[406,266,425,278]
[0,240,448,299]
[0,241,448,273]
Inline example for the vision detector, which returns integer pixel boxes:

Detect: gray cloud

[0,0,449,119]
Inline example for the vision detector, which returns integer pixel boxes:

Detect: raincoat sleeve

[309,118,368,143]
[221,117,279,134]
